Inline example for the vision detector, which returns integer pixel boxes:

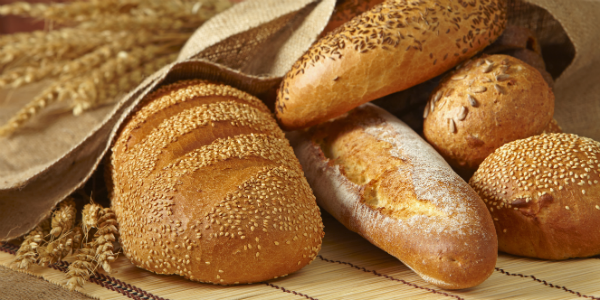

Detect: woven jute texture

[2,213,600,299]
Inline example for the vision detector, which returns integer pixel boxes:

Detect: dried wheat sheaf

[12,198,123,291]
[0,0,232,136]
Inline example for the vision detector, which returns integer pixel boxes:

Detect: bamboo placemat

[2,213,600,300]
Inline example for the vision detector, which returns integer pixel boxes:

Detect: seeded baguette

[109,80,324,284]
[276,0,507,130]
[470,133,600,259]
[423,54,554,178]
[288,103,497,289]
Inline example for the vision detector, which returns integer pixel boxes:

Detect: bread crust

[470,133,600,259]
[289,103,497,289]
[109,80,324,284]
[276,0,507,130]
[320,0,384,37]
[423,54,554,177]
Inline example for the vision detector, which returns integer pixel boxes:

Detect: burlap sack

[0,0,598,242]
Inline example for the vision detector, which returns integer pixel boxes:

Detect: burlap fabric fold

[0,0,598,242]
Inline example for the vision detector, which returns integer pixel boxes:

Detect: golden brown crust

[423,54,554,177]
[289,103,497,289]
[469,133,600,259]
[319,0,385,37]
[276,0,507,131]
[109,80,324,284]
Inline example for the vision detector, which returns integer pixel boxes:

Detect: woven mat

[2,213,599,300]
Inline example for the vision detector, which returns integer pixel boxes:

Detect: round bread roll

[109,80,324,284]
[469,133,600,259]
[423,54,554,177]
[275,0,507,130]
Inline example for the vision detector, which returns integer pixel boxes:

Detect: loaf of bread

[276,0,507,130]
[108,80,324,284]
[288,103,497,289]
[423,54,554,178]
[469,133,600,259]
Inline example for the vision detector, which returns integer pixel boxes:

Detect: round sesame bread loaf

[469,133,600,260]
[275,0,507,131]
[289,103,497,289]
[108,80,324,284]
[423,54,554,178]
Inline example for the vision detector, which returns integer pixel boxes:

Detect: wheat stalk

[0,0,232,136]
[93,208,119,273]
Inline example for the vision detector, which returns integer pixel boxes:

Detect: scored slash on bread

[288,103,497,289]
[276,0,507,131]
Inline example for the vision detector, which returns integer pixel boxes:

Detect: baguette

[288,103,497,289]
[109,80,324,284]
[276,0,507,130]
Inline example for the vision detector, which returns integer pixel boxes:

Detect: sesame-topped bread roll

[276,0,507,130]
[289,103,497,289]
[423,54,554,178]
[470,133,600,260]
[109,80,324,284]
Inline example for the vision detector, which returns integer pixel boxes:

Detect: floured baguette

[288,103,497,289]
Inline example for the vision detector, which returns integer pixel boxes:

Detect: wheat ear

[12,226,44,269]
[65,244,96,291]
[93,208,119,273]
[38,198,77,266]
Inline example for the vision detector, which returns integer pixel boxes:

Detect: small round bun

[423,54,554,176]
[469,133,600,260]
[109,80,324,284]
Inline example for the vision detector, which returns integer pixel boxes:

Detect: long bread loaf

[276,0,507,130]
[109,80,324,284]
[288,103,497,289]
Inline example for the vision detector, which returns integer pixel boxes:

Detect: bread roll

[469,133,600,259]
[289,103,497,289]
[109,80,324,284]
[423,54,554,178]
[276,0,507,130]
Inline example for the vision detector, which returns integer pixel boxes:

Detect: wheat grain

[82,202,103,233]
[65,244,96,291]
[93,208,118,273]
[12,225,45,269]
[0,0,231,136]
[38,198,77,266]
